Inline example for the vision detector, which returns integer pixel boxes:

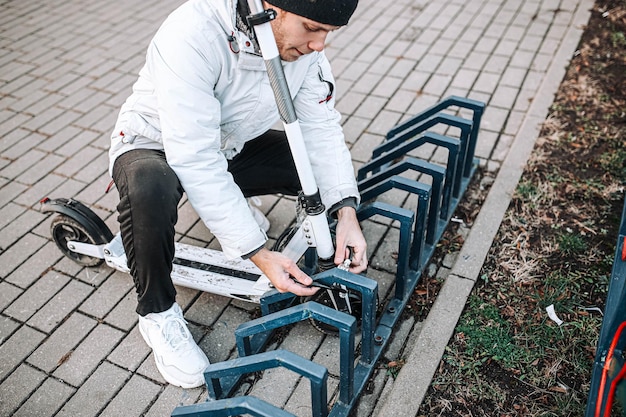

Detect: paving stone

[504,110,526,137]
[0,125,28,156]
[39,110,87,140]
[14,175,67,209]
[0,364,46,416]
[99,374,161,417]
[481,106,510,134]
[335,90,366,117]
[0,233,48,280]
[0,315,19,346]
[185,216,215,243]
[4,271,70,322]
[0,283,22,313]
[342,115,370,144]
[471,35,499,56]
[144,384,204,417]
[47,256,88,283]
[2,130,45,163]
[0,73,37,97]
[12,377,75,417]
[55,362,129,417]
[371,75,403,100]
[79,272,134,319]
[26,92,65,117]
[388,57,418,80]
[490,84,520,110]
[474,130,499,160]
[28,278,94,333]
[491,133,516,162]
[71,175,112,207]
[546,22,569,40]
[27,312,97,373]
[81,105,119,136]
[6,241,64,289]
[199,305,250,363]
[0,325,46,382]
[53,323,124,387]
[261,195,293,238]
[22,107,68,136]
[349,132,383,164]
[53,129,100,158]
[0,148,46,180]
[249,323,324,407]
[37,125,82,154]
[0,202,26,232]
[107,326,151,372]
[104,290,139,331]
[367,109,403,137]
[53,145,103,179]
[89,70,136,96]
[354,95,387,120]
[0,208,48,253]
[365,55,397,77]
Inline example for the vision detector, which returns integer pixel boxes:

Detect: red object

[596,321,626,417]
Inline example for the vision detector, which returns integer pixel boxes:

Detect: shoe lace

[160,316,192,352]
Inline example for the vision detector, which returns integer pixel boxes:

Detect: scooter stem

[246,0,335,260]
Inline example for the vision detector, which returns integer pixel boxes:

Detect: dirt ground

[413,1,626,416]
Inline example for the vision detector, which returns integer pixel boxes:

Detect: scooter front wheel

[303,287,367,335]
[50,214,104,267]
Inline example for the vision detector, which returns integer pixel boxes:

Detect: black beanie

[265,0,358,26]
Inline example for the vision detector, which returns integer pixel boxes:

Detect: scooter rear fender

[40,197,114,244]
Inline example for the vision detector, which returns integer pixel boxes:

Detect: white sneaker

[138,303,210,388]
[247,196,270,233]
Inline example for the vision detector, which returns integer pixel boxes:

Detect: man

[109,0,367,388]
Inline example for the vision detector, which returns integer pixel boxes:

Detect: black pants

[112,130,300,316]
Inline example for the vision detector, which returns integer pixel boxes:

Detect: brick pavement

[0,0,591,415]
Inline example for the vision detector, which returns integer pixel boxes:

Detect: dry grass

[416,1,626,416]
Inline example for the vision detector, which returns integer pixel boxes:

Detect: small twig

[573,218,597,235]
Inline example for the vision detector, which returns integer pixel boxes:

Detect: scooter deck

[102,233,272,302]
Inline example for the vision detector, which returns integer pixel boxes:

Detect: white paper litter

[546,304,563,326]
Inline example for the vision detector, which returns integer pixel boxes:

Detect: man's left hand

[333,206,368,274]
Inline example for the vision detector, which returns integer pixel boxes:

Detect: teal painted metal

[171,395,296,417]
[586,195,626,416]
[171,95,485,417]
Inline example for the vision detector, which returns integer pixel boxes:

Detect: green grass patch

[454,296,532,370]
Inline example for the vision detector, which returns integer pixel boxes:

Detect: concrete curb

[375,1,594,415]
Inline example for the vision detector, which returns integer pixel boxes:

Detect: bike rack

[172,95,485,417]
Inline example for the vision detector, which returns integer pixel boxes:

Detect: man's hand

[334,206,368,274]
[250,248,319,296]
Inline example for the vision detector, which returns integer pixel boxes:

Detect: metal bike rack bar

[357,201,415,299]
[172,395,296,417]
[198,299,358,405]
[385,95,484,178]
[174,96,485,417]
[206,350,328,417]
[586,195,626,416]
[360,131,462,210]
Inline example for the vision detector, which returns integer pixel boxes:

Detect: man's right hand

[250,248,319,297]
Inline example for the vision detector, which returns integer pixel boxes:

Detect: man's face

[269,8,340,62]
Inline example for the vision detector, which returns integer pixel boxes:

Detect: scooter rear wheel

[50,214,104,267]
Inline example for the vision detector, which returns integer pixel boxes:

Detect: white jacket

[109,0,360,259]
